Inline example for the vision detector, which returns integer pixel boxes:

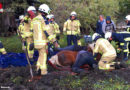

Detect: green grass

[0,35,23,53]
[59,35,85,47]
[58,75,88,89]
[93,78,130,90]
[0,35,85,53]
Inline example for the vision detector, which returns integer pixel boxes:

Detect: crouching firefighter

[31,4,59,75]
[0,41,6,54]
[92,33,117,70]
[105,32,130,61]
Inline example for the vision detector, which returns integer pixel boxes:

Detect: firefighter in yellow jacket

[47,14,60,47]
[18,15,26,50]
[63,11,81,46]
[31,4,59,75]
[92,33,117,70]
[49,14,60,35]
[20,6,36,61]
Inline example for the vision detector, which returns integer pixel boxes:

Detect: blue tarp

[0,50,58,68]
[0,52,39,68]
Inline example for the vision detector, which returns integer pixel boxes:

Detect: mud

[0,64,130,90]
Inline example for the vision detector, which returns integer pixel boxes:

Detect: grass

[93,77,130,90]
[57,74,130,90]
[58,75,88,89]
[59,35,85,47]
[0,35,23,53]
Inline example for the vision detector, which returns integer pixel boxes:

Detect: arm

[77,20,81,35]
[54,23,60,34]
[112,20,116,31]
[63,21,68,35]
[44,25,59,48]
[102,22,106,34]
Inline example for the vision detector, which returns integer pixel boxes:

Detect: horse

[48,43,101,71]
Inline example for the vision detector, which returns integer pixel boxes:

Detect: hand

[54,42,59,48]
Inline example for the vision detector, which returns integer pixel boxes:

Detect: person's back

[94,38,116,57]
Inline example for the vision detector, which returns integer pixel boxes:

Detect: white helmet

[125,15,130,21]
[70,11,77,16]
[92,33,100,41]
[38,4,50,14]
[105,32,112,39]
[19,15,24,20]
[27,6,36,12]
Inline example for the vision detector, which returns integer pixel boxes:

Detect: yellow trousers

[26,37,34,59]
[36,46,48,75]
[98,55,116,70]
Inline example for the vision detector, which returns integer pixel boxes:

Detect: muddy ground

[0,62,130,90]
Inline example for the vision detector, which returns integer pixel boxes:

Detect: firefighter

[63,11,81,46]
[105,32,130,61]
[49,14,60,40]
[125,15,130,32]
[126,15,130,52]
[21,6,36,61]
[31,4,59,75]
[17,15,26,50]
[92,33,117,70]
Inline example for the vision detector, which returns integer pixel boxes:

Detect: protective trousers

[67,35,77,46]
[36,46,47,75]
[98,55,116,70]
[72,50,97,73]
[26,37,34,59]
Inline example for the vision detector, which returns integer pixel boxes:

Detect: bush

[39,0,120,34]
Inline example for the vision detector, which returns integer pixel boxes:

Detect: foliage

[119,0,130,17]
[39,0,120,34]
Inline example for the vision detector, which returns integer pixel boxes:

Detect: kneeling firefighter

[92,33,117,70]
[31,4,59,75]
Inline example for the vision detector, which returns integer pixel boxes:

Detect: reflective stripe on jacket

[94,38,116,57]
[63,19,81,35]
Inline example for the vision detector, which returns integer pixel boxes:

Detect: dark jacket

[96,20,105,37]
